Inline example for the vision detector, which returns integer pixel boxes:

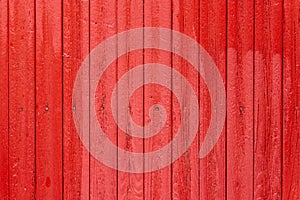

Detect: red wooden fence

[0,0,299,199]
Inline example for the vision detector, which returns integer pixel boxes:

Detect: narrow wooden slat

[171,0,200,199]
[0,0,9,199]
[63,0,90,199]
[89,0,118,198]
[283,0,300,198]
[199,0,226,199]
[227,0,254,199]
[8,0,35,198]
[35,0,63,198]
[254,0,283,199]
[143,1,172,199]
[117,0,144,199]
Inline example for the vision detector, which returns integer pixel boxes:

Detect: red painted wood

[89,0,118,199]
[2,1,300,199]
[143,1,172,199]
[254,0,283,199]
[283,0,300,198]
[171,0,200,199]
[117,0,144,199]
[35,0,63,199]
[0,0,9,199]
[227,0,254,199]
[199,0,226,199]
[63,0,90,199]
[8,0,35,198]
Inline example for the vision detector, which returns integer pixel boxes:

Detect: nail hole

[239,106,243,115]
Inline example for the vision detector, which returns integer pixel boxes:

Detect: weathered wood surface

[0,0,299,199]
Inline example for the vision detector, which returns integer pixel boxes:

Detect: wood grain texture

[227,0,254,199]
[89,0,118,199]
[171,0,200,199]
[0,0,9,199]
[254,0,283,199]
[1,0,300,199]
[63,0,90,199]
[283,0,300,199]
[35,0,63,198]
[117,0,144,199]
[143,1,172,199]
[8,0,36,199]
[199,0,226,199]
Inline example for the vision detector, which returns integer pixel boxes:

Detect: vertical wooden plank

[171,0,200,199]
[254,0,283,199]
[143,1,172,199]
[199,0,226,199]
[283,0,300,198]
[0,0,9,199]
[35,0,63,199]
[89,0,117,199]
[117,0,144,199]
[63,0,90,199]
[8,0,35,199]
[227,0,254,199]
